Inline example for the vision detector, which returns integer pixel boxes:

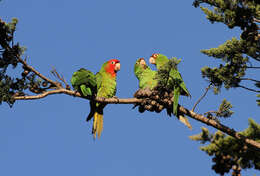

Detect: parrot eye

[152,53,158,58]
[111,61,115,65]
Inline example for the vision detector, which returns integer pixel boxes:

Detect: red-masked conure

[89,59,120,139]
[149,53,192,129]
[71,59,121,139]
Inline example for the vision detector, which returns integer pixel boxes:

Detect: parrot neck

[156,56,168,69]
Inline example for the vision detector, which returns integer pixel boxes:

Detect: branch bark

[192,83,212,111]
[13,90,260,150]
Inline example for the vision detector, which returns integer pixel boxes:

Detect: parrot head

[134,58,150,79]
[149,53,159,65]
[149,53,169,69]
[104,59,121,77]
[135,58,147,68]
[134,58,148,74]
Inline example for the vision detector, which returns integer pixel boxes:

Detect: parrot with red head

[89,59,120,139]
[71,59,121,139]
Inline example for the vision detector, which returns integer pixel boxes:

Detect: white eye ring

[111,61,115,64]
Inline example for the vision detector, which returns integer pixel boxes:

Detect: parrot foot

[112,96,120,103]
[99,97,106,102]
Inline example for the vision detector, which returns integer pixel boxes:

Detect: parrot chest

[97,75,117,98]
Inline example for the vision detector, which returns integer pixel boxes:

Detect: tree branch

[13,89,260,150]
[240,78,260,83]
[246,66,260,69]
[51,67,70,89]
[192,83,212,111]
[18,58,62,88]
[13,89,142,104]
[238,85,260,93]
[179,106,260,150]
[253,18,260,23]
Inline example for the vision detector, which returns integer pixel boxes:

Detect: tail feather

[86,101,95,121]
[92,112,103,139]
[178,115,192,130]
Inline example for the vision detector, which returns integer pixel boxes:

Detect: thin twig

[253,18,260,23]
[51,67,70,89]
[240,78,260,83]
[204,110,218,115]
[0,42,62,89]
[192,83,212,112]
[18,58,62,88]
[246,66,260,69]
[238,85,260,93]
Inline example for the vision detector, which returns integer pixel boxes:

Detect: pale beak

[149,57,155,64]
[139,59,146,66]
[115,63,121,72]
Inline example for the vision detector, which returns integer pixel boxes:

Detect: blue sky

[1,1,259,176]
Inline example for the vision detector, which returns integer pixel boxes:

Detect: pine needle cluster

[0,18,52,107]
[190,119,260,175]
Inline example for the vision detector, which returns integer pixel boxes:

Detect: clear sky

[1,1,259,176]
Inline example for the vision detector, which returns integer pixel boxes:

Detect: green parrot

[71,59,121,139]
[134,58,157,89]
[71,68,97,97]
[149,53,192,129]
[71,68,97,128]
[88,59,120,139]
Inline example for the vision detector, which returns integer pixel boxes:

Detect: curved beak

[115,62,121,72]
[149,57,156,64]
[139,59,146,66]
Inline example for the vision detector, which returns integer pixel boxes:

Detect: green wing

[173,86,180,116]
[71,68,96,96]
[156,54,169,70]
[169,68,191,97]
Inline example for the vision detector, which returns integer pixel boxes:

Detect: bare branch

[192,83,212,112]
[18,58,62,88]
[51,67,70,89]
[246,66,260,69]
[13,89,142,104]
[0,42,63,89]
[253,18,260,23]
[238,85,260,93]
[240,78,260,83]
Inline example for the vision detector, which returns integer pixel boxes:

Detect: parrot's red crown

[151,53,159,59]
[105,59,120,77]
[108,59,120,65]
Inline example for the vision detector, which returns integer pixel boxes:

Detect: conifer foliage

[192,0,260,175]
[1,1,260,175]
